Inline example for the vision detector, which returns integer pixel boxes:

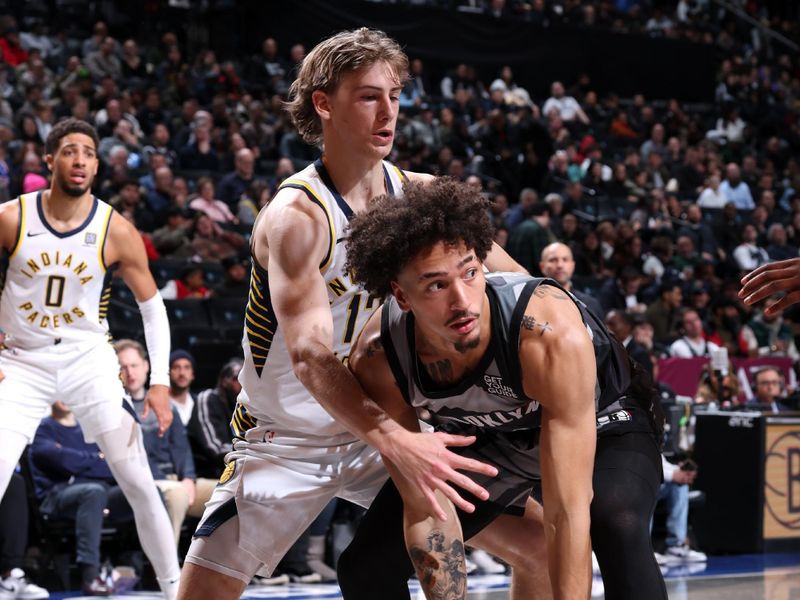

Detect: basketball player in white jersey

[0,118,181,599]
[180,29,526,599]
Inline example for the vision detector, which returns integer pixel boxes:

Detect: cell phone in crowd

[680,459,698,472]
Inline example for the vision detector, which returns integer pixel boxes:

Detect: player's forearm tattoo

[425,359,454,383]
[533,285,569,300]
[409,532,468,600]
[521,314,552,335]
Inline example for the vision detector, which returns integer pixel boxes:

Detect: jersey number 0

[44,275,66,308]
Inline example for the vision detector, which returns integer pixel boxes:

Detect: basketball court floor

[47,551,800,599]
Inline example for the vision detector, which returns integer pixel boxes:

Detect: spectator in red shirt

[0,27,28,67]
[160,265,210,300]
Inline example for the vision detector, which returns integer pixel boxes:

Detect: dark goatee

[454,335,481,354]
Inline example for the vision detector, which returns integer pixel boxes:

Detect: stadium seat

[107,301,145,344]
[207,297,247,330]
[149,259,190,288]
[164,299,211,329]
[110,279,137,307]
[200,262,225,287]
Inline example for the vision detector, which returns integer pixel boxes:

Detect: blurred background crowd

[0,0,799,595]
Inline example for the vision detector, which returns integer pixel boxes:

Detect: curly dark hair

[345,178,494,298]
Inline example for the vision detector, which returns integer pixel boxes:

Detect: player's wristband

[137,293,171,388]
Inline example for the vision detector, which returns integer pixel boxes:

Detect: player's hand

[740,258,800,315]
[0,369,4,383]
[379,428,498,521]
[143,384,172,436]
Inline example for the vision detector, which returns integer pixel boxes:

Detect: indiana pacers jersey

[236,159,408,439]
[0,192,113,349]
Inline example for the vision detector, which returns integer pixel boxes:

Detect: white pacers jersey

[236,159,408,439]
[0,192,114,349]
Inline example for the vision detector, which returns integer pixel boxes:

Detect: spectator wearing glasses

[752,367,792,413]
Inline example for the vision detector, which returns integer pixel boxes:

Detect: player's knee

[592,508,647,547]
[178,561,244,600]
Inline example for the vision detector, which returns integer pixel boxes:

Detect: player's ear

[391,281,411,312]
[44,152,54,173]
[312,90,331,122]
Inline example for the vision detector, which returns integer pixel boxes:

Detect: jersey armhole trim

[380,304,412,405]
[7,196,24,259]
[98,205,114,272]
[279,181,335,273]
[508,280,540,402]
[392,165,410,186]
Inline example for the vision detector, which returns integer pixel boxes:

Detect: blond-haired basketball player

[179,28,534,600]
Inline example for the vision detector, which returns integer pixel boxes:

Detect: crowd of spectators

[0,0,799,593]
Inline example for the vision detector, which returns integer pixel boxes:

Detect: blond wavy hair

[285,28,408,145]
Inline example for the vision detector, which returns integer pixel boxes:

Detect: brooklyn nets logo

[764,431,800,531]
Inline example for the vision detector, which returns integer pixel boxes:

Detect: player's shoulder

[519,282,587,349]
[104,204,144,262]
[0,196,22,251]
[266,164,324,215]
[0,196,21,223]
[403,170,434,184]
[262,184,326,233]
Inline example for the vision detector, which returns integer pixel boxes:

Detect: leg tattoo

[409,532,468,599]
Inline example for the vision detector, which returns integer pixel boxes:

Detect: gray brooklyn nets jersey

[380,273,661,505]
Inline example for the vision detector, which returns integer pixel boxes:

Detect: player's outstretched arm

[520,285,595,600]
[739,258,800,314]
[485,242,528,274]
[349,308,498,520]
[106,212,172,435]
[265,194,495,520]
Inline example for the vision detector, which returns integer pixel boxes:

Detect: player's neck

[42,188,94,229]
[320,149,386,210]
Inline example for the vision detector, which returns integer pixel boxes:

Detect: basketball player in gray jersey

[339,178,666,600]
[0,118,181,598]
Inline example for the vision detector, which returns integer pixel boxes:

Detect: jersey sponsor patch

[479,374,519,400]
[596,409,632,429]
